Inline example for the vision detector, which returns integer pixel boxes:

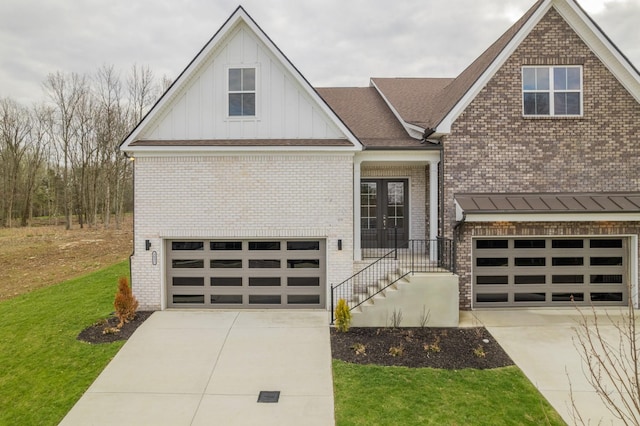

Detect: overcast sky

[1,0,638,105]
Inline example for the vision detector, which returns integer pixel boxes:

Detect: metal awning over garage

[455,192,640,222]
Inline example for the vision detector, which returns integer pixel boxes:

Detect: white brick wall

[131,153,355,310]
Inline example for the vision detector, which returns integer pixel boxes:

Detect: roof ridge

[428,0,547,129]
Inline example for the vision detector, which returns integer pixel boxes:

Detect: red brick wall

[443,8,640,308]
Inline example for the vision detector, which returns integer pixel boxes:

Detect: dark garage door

[167,239,325,308]
[473,237,628,307]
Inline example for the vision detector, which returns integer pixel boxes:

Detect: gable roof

[316,87,437,150]
[369,78,453,138]
[372,0,640,135]
[120,6,361,153]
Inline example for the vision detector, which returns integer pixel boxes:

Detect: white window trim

[226,64,260,120]
[522,65,583,117]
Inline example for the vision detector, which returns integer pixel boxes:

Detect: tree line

[0,64,169,229]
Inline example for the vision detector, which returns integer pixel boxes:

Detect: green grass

[0,262,129,425]
[333,360,566,426]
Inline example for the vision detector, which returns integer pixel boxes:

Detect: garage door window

[473,237,628,307]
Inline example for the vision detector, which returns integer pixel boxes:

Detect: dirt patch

[77,311,154,344]
[0,216,133,301]
[331,327,514,369]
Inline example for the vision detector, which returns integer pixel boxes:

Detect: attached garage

[166,239,326,308]
[473,237,629,307]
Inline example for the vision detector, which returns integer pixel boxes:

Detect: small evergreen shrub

[114,276,139,328]
[335,298,352,332]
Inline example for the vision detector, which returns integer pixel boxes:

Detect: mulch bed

[77,311,153,344]
[331,327,514,369]
[77,312,514,370]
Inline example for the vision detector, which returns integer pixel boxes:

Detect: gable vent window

[228,68,256,116]
[522,66,582,116]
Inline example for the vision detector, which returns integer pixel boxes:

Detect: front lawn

[333,360,566,425]
[0,261,129,425]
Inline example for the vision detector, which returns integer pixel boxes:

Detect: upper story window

[228,68,256,117]
[522,66,582,116]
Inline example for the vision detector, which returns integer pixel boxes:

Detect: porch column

[429,159,439,261]
[354,158,362,261]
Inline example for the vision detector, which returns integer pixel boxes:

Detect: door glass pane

[287,259,320,268]
[515,257,545,267]
[211,277,242,286]
[590,257,623,266]
[476,258,508,267]
[553,293,584,302]
[287,277,320,286]
[211,241,242,250]
[211,295,242,304]
[361,182,377,230]
[387,182,404,228]
[172,259,204,268]
[288,295,320,305]
[249,295,281,304]
[552,257,584,266]
[552,239,583,249]
[173,277,204,286]
[387,182,404,205]
[514,240,545,249]
[172,241,204,250]
[590,239,623,248]
[211,259,242,268]
[514,275,546,284]
[287,241,320,250]
[476,276,508,285]
[249,277,281,286]
[249,259,281,268]
[249,241,280,250]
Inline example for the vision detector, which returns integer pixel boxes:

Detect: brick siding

[443,9,640,308]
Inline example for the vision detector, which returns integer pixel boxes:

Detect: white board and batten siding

[139,24,343,142]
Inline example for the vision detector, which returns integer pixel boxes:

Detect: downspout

[122,151,135,283]
[452,212,466,274]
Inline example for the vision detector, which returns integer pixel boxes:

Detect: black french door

[360,179,408,249]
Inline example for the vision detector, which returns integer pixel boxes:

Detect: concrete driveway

[60,310,334,426]
[462,308,638,425]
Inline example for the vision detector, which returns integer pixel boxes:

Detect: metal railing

[330,233,455,323]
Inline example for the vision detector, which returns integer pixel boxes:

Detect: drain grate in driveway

[257,391,280,403]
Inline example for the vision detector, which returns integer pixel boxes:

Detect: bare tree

[0,98,32,227]
[127,64,157,124]
[44,71,88,230]
[19,104,51,226]
[571,300,640,425]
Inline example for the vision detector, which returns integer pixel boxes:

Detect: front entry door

[361,179,409,249]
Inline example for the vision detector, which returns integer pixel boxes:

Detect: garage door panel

[473,237,628,308]
[167,239,326,309]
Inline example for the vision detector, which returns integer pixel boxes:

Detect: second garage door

[473,237,629,307]
[167,239,325,308]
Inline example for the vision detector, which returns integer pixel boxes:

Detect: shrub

[473,345,486,358]
[335,298,352,332]
[351,343,366,356]
[114,276,139,328]
[388,345,404,357]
